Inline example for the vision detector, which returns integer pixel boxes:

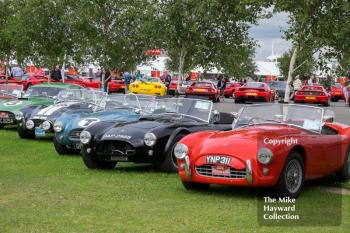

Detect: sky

[249,12,292,61]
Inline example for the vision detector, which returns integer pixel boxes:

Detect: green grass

[0,127,349,233]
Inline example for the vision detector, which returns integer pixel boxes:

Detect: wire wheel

[284,159,303,194]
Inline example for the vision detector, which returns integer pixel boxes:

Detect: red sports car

[294,85,330,106]
[234,82,275,103]
[81,77,101,89]
[175,104,350,198]
[330,83,346,102]
[223,82,241,98]
[0,83,22,99]
[0,73,48,90]
[185,81,220,102]
[108,78,125,93]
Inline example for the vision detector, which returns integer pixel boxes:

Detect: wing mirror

[323,109,335,123]
[134,108,141,114]
[212,110,220,122]
[231,111,239,119]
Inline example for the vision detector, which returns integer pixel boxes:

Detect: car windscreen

[301,86,323,91]
[334,83,342,89]
[193,82,212,87]
[25,86,63,98]
[145,98,213,122]
[245,82,265,88]
[0,84,22,97]
[105,94,155,110]
[233,104,324,133]
[57,89,107,107]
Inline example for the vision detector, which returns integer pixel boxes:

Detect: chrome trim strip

[184,155,191,178]
[246,159,253,184]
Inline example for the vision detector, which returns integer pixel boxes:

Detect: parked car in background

[53,94,155,155]
[175,104,350,198]
[80,98,234,172]
[179,80,194,95]
[234,82,275,103]
[108,78,125,93]
[168,78,178,95]
[185,81,220,102]
[129,77,167,96]
[0,73,48,90]
[267,81,287,102]
[16,89,106,139]
[223,82,241,98]
[294,85,330,106]
[330,83,346,102]
[0,84,22,99]
[0,83,81,129]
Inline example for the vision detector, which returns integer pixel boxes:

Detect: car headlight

[174,143,188,160]
[25,120,34,129]
[257,148,273,164]
[144,132,157,146]
[42,121,51,130]
[15,111,23,121]
[80,131,91,144]
[53,121,64,133]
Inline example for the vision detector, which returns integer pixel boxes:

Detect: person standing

[293,75,302,92]
[51,65,62,81]
[123,71,132,94]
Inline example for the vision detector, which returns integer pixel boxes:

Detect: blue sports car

[53,94,155,155]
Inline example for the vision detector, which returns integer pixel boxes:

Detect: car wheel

[0,124,4,129]
[17,126,35,139]
[234,98,240,103]
[216,96,220,103]
[231,91,235,99]
[323,99,330,107]
[82,147,117,169]
[274,151,304,198]
[159,133,186,173]
[336,146,350,182]
[53,136,79,155]
[182,181,210,190]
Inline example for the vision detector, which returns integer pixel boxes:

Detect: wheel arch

[163,127,191,159]
[289,145,306,167]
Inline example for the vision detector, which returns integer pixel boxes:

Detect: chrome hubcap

[285,159,303,194]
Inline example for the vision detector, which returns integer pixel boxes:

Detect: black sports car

[80,98,235,172]
[16,89,106,139]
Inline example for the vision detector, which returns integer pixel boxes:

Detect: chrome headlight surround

[80,131,91,145]
[174,143,188,160]
[257,147,273,164]
[25,120,34,129]
[15,111,23,121]
[144,132,157,147]
[42,121,51,130]
[53,121,64,133]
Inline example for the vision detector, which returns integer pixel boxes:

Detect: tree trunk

[177,47,187,96]
[101,71,105,92]
[284,47,298,103]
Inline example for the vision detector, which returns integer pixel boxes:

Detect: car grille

[69,128,84,140]
[195,165,246,179]
[32,119,45,127]
[96,141,135,156]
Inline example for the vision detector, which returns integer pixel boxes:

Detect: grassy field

[0,127,349,233]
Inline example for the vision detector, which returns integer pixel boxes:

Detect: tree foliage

[278,48,315,79]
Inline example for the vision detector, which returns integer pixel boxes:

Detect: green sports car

[0,83,82,128]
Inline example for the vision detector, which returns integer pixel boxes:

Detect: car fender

[163,127,191,160]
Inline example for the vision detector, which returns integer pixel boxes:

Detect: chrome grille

[0,111,14,119]
[195,165,246,179]
[32,119,44,127]
[69,128,83,140]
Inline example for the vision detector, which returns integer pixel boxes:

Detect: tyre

[216,96,220,103]
[224,95,229,98]
[234,98,240,103]
[53,136,79,155]
[17,126,35,139]
[323,98,330,107]
[274,151,304,198]
[182,181,210,190]
[231,91,235,99]
[82,147,117,169]
[0,124,4,129]
[159,133,186,173]
[336,146,350,182]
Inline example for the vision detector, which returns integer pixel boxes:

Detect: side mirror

[212,110,220,122]
[134,108,141,114]
[231,111,239,119]
[323,109,335,123]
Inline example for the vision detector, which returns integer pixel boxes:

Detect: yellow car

[129,77,167,96]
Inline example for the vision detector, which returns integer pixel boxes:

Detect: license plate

[306,96,316,100]
[246,92,257,96]
[35,128,46,137]
[73,144,82,149]
[0,118,13,124]
[212,165,231,176]
[110,155,128,161]
[195,88,207,92]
